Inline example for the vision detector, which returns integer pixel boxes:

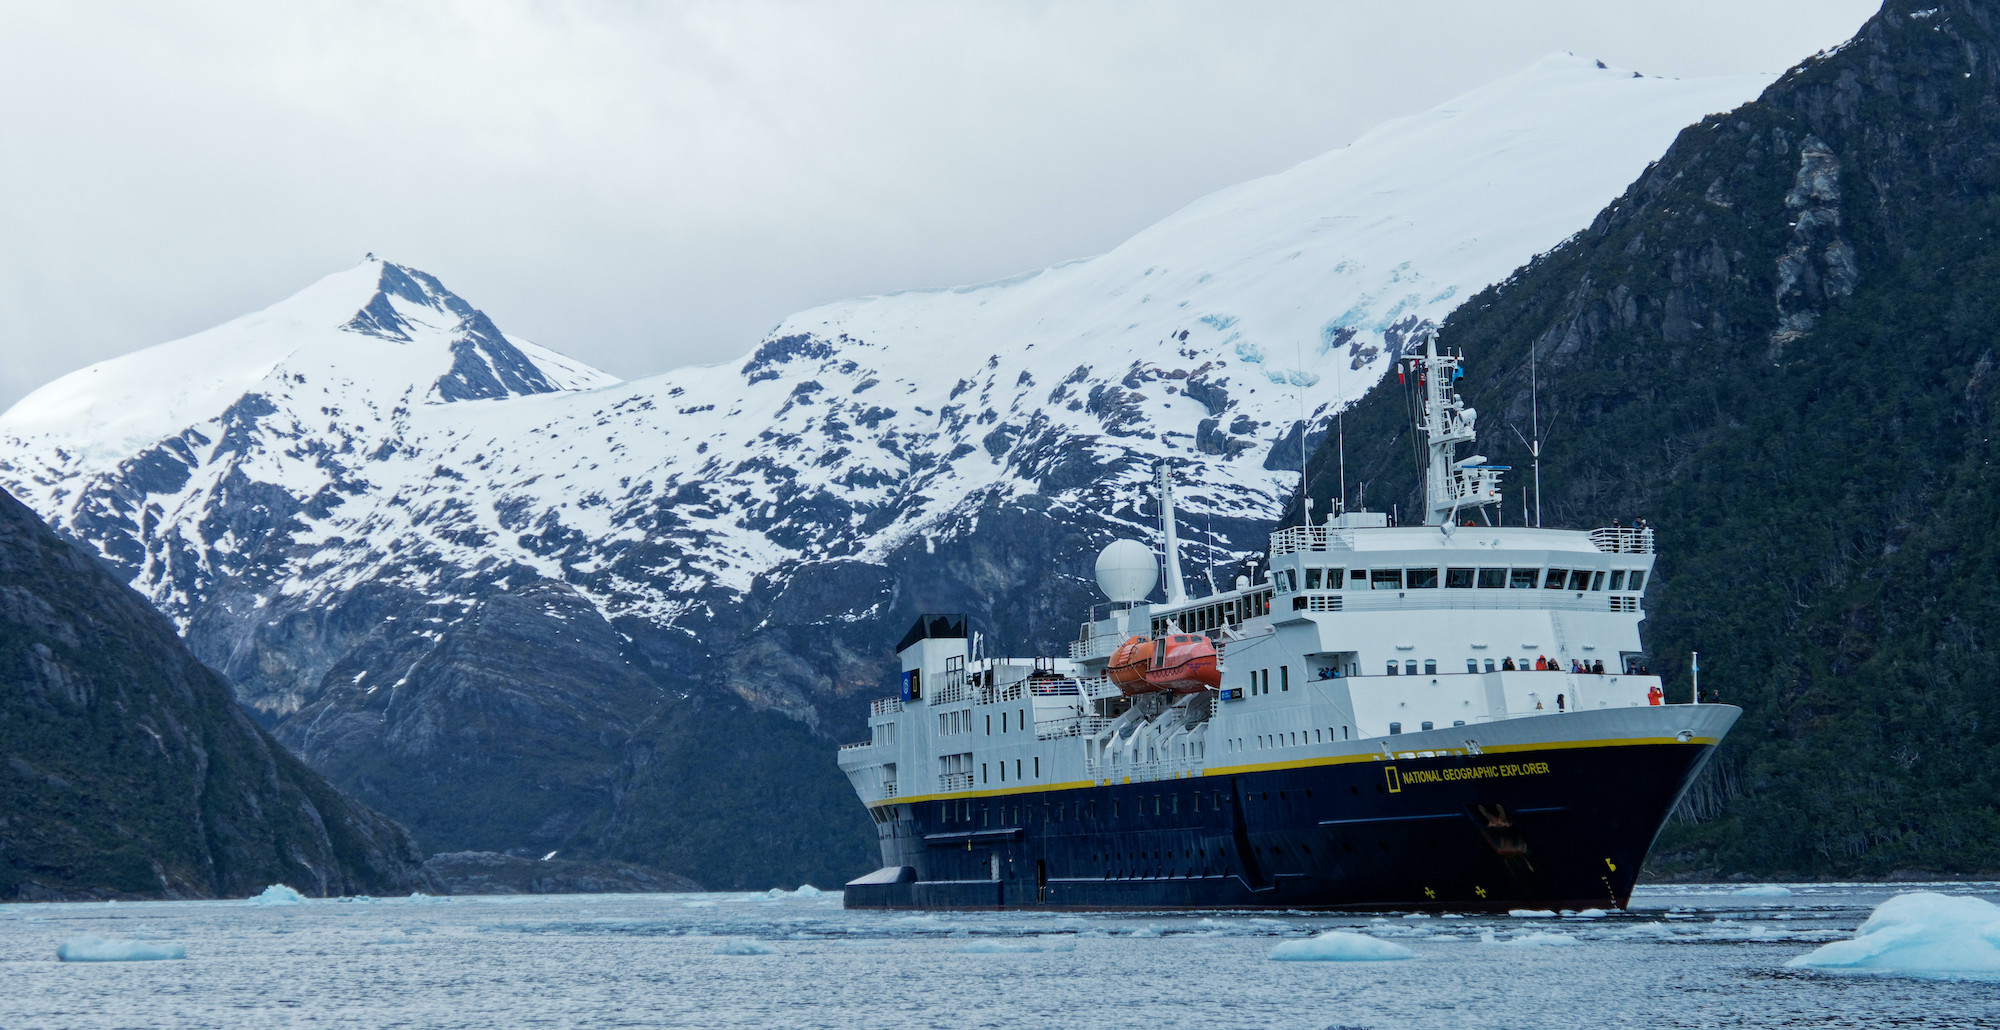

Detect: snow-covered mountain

[0,55,1772,878]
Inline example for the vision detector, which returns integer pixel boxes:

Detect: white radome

[1094,539,1158,604]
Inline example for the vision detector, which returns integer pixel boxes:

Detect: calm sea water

[3,883,1995,1029]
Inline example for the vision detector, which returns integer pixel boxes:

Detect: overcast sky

[0,1,1879,411]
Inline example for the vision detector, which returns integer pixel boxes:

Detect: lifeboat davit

[1108,634,1221,695]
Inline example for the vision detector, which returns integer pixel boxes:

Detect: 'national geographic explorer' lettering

[1428,761,1552,784]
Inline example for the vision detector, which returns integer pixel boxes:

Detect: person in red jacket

[1647,684,1664,706]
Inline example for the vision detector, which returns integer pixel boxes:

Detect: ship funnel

[1095,539,1157,604]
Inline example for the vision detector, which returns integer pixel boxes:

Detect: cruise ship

[837,332,1738,911]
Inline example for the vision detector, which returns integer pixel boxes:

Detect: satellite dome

[1094,539,1157,604]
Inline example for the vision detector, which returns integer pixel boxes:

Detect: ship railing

[976,681,1026,705]
[1037,715,1115,740]
[1071,631,1126,661]
[931,678,970,705]
[1589,526,1655,553]
[879,782,899,799]
[1081,676,1123,701]
[871,697,904,717]
[939,773,974,791]
[1029,678,1083,697]
[1269,525,1355,555]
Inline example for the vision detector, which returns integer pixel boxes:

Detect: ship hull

[844,737,1718,912]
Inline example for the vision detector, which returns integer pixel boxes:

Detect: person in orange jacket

[1647,683,1664,706]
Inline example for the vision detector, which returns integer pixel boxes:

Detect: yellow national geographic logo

[1393,761,1552,787]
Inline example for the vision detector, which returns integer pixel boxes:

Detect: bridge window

[1510,568,1539,589]
[1371,569,1403,590]
[1591,570,1606,591]
[1544,568,1570,590]
[1446,567,1475,589]
[1608,570,1626,590]
[1406,568,1438,589]
[1567,569,1592,591]
[1304,568,1322,590]
[1629,571,1648,591]
[1477,567,1507,589]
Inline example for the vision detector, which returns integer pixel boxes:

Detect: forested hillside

[1301,1,2000,877]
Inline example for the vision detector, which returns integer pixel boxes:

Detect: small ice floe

[406,892,442,904]
[793,885,823,897]
[1500,931,1581,947]
[1787,892,2000,978]
[1269,931,1415,962]
[714,939,778,956]
[57,936,185,962]
[1508,909,1558,918]
[1128,927,1159,938]
[1572,908,1609,919]
[247,884,306,906]
[955,941,1042,954]
[1733,885,1794,898]
[1401,912,1433,920]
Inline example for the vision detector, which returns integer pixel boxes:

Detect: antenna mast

[1157,463,1188,605]
[1530,336,1542,527]
[1417,329,1504,526]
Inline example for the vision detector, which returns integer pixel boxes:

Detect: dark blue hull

[844,741,1715,911]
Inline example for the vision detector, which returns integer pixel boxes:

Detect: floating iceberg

[1787,892,2000,978]
[247,884,306,906]
[714,939,778,955]
[793,885,823,897]
[1508,909,1558,918]
[1733,885,1794,898]
[1269,931,1415,962]
[56,936,186,962]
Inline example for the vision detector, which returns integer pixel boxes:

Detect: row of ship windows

[1276,567,1649,593]
[938,707,1031,737]
[939,752,1046,784]
[1225,725,1354,752]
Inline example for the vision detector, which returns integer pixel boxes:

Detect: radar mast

[1417,330,1505,526]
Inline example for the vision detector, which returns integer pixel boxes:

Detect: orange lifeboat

[1108,636,1156,692]
[1108,634,1221,695]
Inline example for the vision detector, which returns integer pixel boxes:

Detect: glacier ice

[247,884,306,906]
[1508,909,1558,918]
[1733,885,1794,898]
[57,936,186,962]
[1787,892,2000,978]
[1269,931,1415,962]
[792,885,824,897]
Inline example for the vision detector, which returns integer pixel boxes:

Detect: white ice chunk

[1787,892,2000,978]
[1508,909,1558,918]
[715,939,778,955]
[1573,908,1609,918]
[1733,886,1795,898]
[247,884,307,906]
[1500,931,1581,946]
[1268,931,1415,962]
[955,941,1043,954]
[57,935,186,962]
[793,885,823,897]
